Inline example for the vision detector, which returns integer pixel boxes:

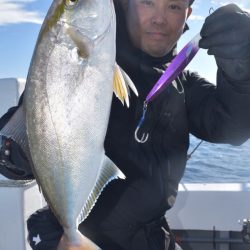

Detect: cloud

[0,0,44,26]
[189,14,205,21]
[191,0,202,9]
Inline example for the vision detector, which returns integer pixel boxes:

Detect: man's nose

[151,8,167,25]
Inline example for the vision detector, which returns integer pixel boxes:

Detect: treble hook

[134,102,149,143]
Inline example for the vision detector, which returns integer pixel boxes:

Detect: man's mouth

[146,31,167,40]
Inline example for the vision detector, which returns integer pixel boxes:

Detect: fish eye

[65,0,78,7]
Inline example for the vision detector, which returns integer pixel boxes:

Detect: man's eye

[141,0,154,6]
[169,4,182,10]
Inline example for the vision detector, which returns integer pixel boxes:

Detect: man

[1,0,250,249]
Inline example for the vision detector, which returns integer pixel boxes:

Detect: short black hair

[189,0,194,5]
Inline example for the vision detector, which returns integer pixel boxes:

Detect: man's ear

[183,7,193,33]
[187,7,192,19]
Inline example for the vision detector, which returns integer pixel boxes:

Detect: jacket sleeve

[0,93,34,180]
[0,106,19,130]
[184,69,250,145]
[0,93,24,130]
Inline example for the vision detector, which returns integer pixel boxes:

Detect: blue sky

[0,0,249,83]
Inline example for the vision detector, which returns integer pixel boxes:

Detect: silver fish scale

[24,0,119,233]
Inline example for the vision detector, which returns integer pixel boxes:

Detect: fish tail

[58,229,100,250]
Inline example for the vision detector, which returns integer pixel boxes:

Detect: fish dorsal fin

[77,155,125,225]
[113,64,138,107]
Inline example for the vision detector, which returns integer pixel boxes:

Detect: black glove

[0,135,33,180]
[199,4,250,81]
[27,206,63,250]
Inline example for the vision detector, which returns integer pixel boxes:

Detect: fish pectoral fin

[113,64,138,108]
[77,155,125,225]
[113,64,129,107]
[119,65,139,97]
[65,24,92,58]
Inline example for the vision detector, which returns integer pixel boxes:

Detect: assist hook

[134,101,149,143]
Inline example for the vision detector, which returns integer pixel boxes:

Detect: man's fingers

[206,42,250,59]
[200,4,248,37]
[200,28,249,49]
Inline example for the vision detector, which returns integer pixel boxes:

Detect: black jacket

[1,1,250,249]
[83,3,250,247]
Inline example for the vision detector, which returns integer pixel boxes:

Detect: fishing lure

[135,33,201,143]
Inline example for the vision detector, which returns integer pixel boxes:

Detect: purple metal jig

[145,33,201,103]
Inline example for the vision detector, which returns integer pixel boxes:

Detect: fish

[0,0,138,248]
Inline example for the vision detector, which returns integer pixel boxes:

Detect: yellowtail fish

[1,0,137,248]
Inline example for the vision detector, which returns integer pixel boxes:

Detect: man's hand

[199,4,250,81]
[57,231,101,250]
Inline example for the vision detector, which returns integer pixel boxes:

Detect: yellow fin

[113,64,129,107]
[119,67,138,97]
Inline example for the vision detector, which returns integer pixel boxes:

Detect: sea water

[183,135,250,183]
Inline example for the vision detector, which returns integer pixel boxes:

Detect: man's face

[123,0,192,57]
